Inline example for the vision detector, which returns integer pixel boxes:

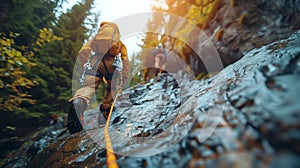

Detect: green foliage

[129,52,144,86]
[0,0,59,47]
[0,0,96,126]
[0,0,98,161]
[0,33,37,111]
[27,0,96,116]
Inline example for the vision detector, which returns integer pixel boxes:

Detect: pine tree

[28,0,96,117]
[0,0,64,161]
[0,0,95,130]
[0,0,62,118]
[0,0,59,47]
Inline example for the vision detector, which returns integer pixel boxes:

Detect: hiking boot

[140,80,148,84]
[67,98,87,134]
[98,104,115,124]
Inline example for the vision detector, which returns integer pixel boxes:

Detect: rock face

[2,30,300,168]
[204,0,300,66]
[0,0,298,164]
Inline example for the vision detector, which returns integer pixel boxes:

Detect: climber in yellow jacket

[67,22,130,134]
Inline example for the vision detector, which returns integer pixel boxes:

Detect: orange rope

[104,73,123,168]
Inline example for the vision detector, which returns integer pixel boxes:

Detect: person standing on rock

[143,43,167,83]
[67,22,130,134]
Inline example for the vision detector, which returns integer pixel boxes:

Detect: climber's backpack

[91,22,121,56]
[78,22,122,85]
[153,47,167,62]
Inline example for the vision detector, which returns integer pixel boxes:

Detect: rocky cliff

[203,0,300,66]
[2,29,300,168]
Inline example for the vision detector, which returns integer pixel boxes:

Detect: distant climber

[142,43,167,83]
[67,22,130,134]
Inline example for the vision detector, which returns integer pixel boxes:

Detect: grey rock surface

[2,29,300,168]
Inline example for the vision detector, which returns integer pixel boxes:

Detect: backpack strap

[111,28,119,43]
[84,70,104,78]
[102,59,113,80]
[83,54,105,79]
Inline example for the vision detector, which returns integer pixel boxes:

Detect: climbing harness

[79,52,123,85]
[79,59,93,86]
[113,53,123,71]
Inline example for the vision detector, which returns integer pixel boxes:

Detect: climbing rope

[104,54,123,168]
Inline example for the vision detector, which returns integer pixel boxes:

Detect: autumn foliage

[141,0,222,78]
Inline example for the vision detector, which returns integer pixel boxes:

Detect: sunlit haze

[63,0,154,56]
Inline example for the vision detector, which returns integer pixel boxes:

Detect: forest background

[1,0,299,163]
